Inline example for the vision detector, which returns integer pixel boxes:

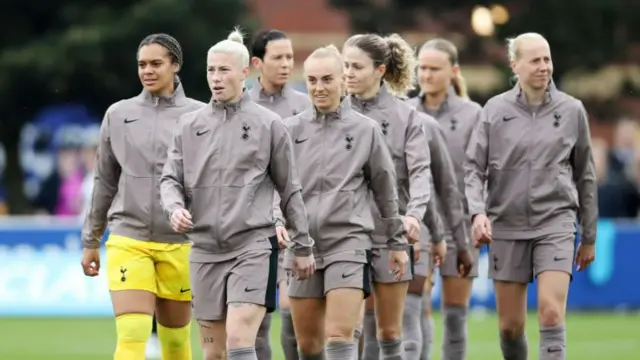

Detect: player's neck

[521,84,547,106]
[424,90,446,110]
[259,77,283,95]
[355,82,381,101]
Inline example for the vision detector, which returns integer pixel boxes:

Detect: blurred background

[0,0,639,359]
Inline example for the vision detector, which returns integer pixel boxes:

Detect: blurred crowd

[0,104,640,220]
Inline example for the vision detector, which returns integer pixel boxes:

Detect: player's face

[207,52,249,102]
[417,48,454,96]
[259,39,294,87]
[138,44,178,96]
[342,46,384,96]
[512,38,553,91]
[305,57,344,112]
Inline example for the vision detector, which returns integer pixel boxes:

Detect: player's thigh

[277,250,292,309]
[324,261,369,338]
[441,276,473,307]
[226,248,277,333]
[289,289,325,355]
[409,250,429,295]
[489,239,533,284]
[491,240,529,330]
[534,233,574,322]
[106,237,157,315]
[191,261,229,322]
[370,247,414,284]
[440,240,481,277]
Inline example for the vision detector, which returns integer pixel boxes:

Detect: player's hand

[81,248,100,277]
[456,249,474,277]
[431,240,447,267]
[171,208,193,233]
[411,242,421,261]
[404,216,421,244]
[293,254,316,280]
[275,226,290,249]
[388,249,409,281]
[471,214,492,248]
[575,243,595,272]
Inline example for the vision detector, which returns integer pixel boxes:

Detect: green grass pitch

[0,311,638,359]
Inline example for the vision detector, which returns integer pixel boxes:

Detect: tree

[0,0,250,212]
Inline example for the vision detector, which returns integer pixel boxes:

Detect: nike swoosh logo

[124,118,139,124]
[244,286,259,292]
[294,138,308,144]
[553,256,567,261]
[341,272,355,279]
[196,130,210,136]
[503,116,516,122]
[180,288,191,293]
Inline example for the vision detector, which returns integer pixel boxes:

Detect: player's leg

[405,245,429,359]
[106,236,157,360]
[533,233,575,360]
[154,243,194,360]
[226,239,279,359]
[289,268,326,359]
[439,241,480,360]
[354,301,365,359]
[146,315,161,359]
[370,248,413,360]
[278,251,298,360]
[490,239,531,360]
[190,260,229,359]
[362,286,378,360]
[420,269,435,360]
[324,260,371,360]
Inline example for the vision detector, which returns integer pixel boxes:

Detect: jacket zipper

[150,98,159,239]
[526,111,536,228]
[216,108,228,247]
[314,115,326,243]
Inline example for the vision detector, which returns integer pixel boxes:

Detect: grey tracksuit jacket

[160,91,313,262]
[464,83,598,244]
[82,84,205,248]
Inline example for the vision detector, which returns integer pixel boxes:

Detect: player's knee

[157,323,190,350]
[297,336,324,356]
[116,313,153,344]
[538,302,564,327]
[377,325,401,341]
[498,318,525,340]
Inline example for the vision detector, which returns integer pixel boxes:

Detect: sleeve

[159,123,187,219]
[364,124,407,250]
[422,192,446,244]
[571,102,598,244]
[273,192,285,227]
[404,111,432,221]
[464,107,490,218]
[424,119,468,249]
[81,111,122,249]
[269,119,313,256]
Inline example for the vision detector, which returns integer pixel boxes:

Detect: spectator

[80,125,100,219]
[595,137,640,218]
[608,118,638,176]
[52,126,85,216]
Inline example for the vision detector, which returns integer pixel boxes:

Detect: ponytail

[452,72,469,99]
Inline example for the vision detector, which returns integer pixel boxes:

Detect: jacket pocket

[486,168,528,228]
[189,186,219,251]
[116,174,152,231]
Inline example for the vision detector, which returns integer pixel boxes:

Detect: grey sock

[443,305,467,360]
[499,332,528,360]
[403,294,423,360]
[353,326,363,359]
[362,311,379,360]
[300,352,324,360]
[280,309,299,360]
[539,324,566,360]
[228,346,257,360]
[379,339,404,360]
[326,340,355,360]
[255,313,272,360]
[419,294,433,360]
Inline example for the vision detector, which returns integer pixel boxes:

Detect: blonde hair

[506,32,548,62]
[304,44,344,72]
[207,27,250,67]
[343,33,416,96]
[419,38,468,99]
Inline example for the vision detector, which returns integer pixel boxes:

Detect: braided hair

[138,33,183,70]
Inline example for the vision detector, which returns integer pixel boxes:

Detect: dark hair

[419,38,468,99]
[138,33,183,69]
[251,29,288,60]
[343,33,416,95]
